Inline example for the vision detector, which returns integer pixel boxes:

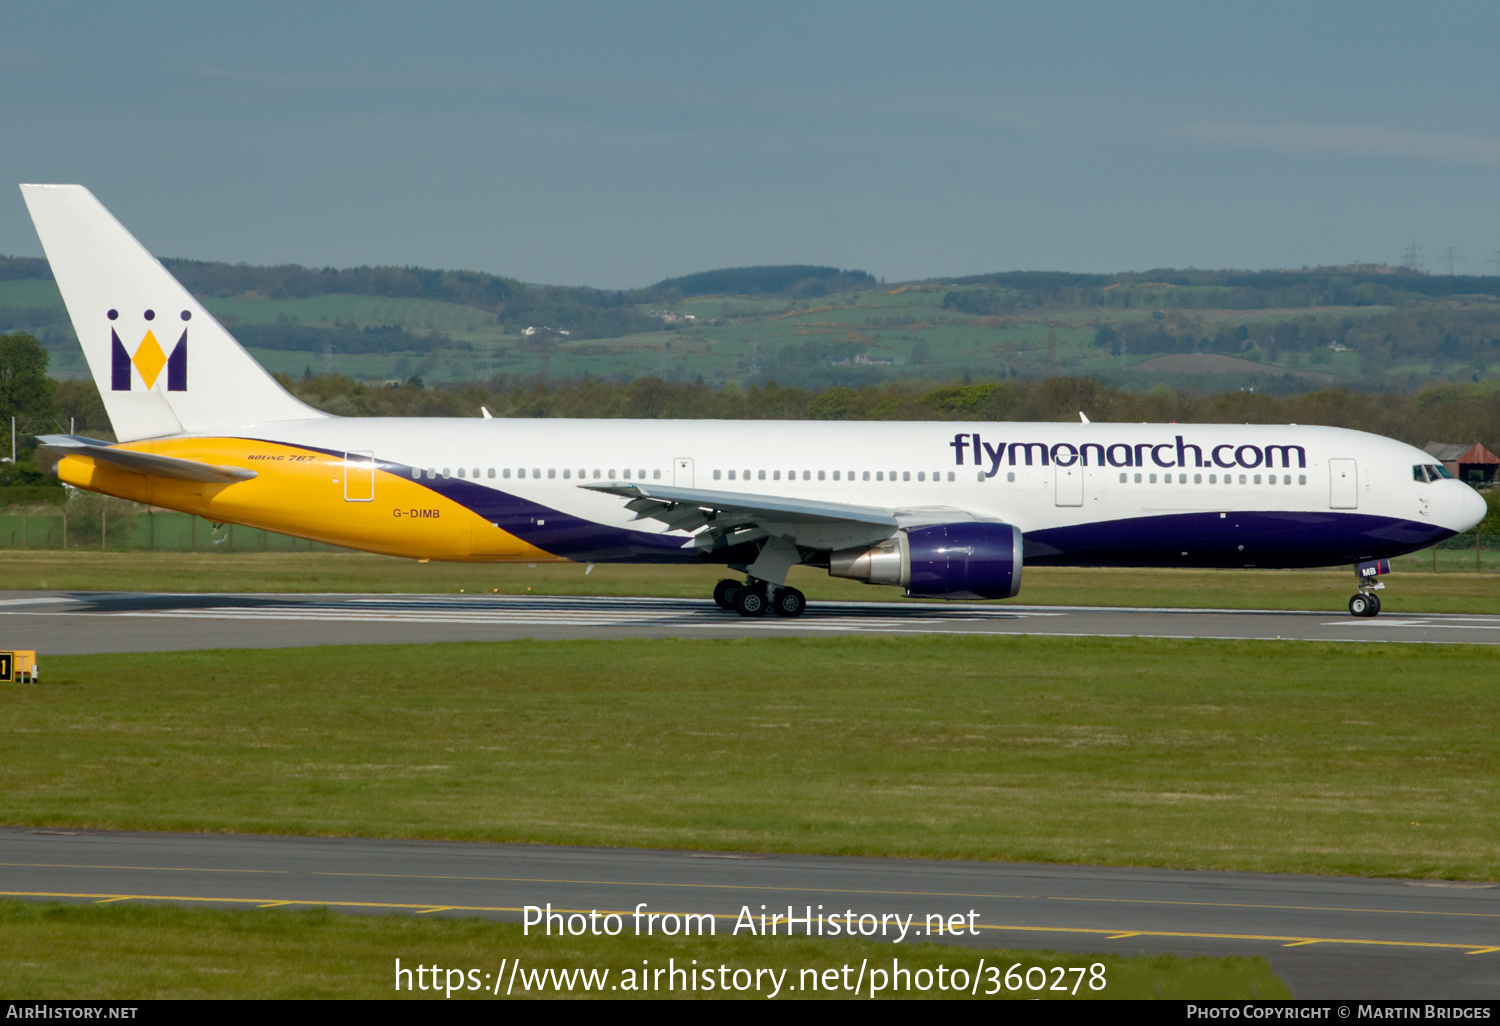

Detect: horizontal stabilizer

[35,435,257,484]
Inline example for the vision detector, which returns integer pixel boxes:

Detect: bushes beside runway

[2,636,1497,878]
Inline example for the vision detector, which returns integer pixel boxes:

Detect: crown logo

[109,308,187,391]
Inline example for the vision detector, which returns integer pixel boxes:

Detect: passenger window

[803,471,811,481]
[473,468,480,479]
[638,470,646,480]
[548,468,556,479]
[947,472,955,481]
[1253,474,1261,484]
[488,468,495,479]
[1179,474,1187,484]
[578,469,586,479]
[1193,474,1201,484]
[918,472,926,482]
[1134,473,1141,483]
[863,471,871,481]
[534,468,541,479]
[1119,473,1126,483]
[442,468,450,479]
[818,470,826,481]
[503,468,511,479]
[623,469,631,480]
[713,469,722,480]
[833,470,840,481]
[410,468,419,479]
[563,469,571,479]
[458,468,465,479]
[516,468,524,479]
[743,469,750,480]
[1208,474,1215,483]
[1149,473,1157,484]
[758,470,766,481]
[1268,474,1275,485]
[876,472,884,482]
[653,469,661,480]
[977,471,986,482]
[1238,474,1246,484]
[773,470,780,481]
[727,470,735,480]
[903,471,910,482]
[1298,474,1307,485]
[1006,472,1015,483]
[594,469,601,479]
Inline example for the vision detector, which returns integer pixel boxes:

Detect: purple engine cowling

[828,522,1023,600]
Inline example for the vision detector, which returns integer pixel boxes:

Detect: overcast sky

[3,1,1497,288]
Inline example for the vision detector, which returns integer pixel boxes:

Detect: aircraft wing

[582,481,995,555]
[34,435,257,485]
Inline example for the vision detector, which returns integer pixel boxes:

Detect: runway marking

[1049,894,1500,920]
[0,862,288,875]
[4,890,1495,955]
[14,862,1499,921]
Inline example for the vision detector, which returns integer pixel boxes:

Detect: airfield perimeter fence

[0,499,351,554]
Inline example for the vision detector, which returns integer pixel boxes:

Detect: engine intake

[829,522,1023,600]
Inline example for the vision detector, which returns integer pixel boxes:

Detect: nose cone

[1454,484,1488,533]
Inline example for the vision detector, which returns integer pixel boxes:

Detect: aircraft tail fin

[20,184,327,442]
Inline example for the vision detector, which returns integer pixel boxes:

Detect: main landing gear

[713,578,806,618]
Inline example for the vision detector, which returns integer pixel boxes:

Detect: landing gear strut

[1348,560,1387,618]
[715,577,806,618]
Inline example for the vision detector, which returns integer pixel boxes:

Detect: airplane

[19,184,1488,619]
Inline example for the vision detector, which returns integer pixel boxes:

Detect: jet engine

[828,522,1023,600]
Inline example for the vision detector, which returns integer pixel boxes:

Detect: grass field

[0,901,1288,1000]
[0,549,1494,612]
[3,637,1497,878]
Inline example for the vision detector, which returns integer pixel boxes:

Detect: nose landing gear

[1348,559,1389,617]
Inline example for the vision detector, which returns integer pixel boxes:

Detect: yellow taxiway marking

[1051,894,1500,920]
[2,891,1495,956]
[10,863,1499,923]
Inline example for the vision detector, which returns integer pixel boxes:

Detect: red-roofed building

[1423,442,1499,486]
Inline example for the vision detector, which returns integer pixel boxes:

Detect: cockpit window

[1413,463,1455,483]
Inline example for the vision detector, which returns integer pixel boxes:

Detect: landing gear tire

[713,579,742,610]
[771,587,806,618]
[1348,593,1380,618]
[734,585,769,617]
[1369,594,1381,616]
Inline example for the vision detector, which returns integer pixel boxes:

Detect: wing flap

[583,482,899,528]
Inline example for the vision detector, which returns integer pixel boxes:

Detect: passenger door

[344,451,375,502]
[1329,458,1357,509]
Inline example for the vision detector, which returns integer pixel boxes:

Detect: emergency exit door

[674,457,694,486]
[1055,465,1084,506]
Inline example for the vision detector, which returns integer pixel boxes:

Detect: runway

[2,590,1499,654]
[3,828,1497,999]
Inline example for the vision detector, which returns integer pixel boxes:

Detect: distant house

[1423,442,1500,486]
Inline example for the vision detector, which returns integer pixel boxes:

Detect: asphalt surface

[1,590,1498,654]
[3,828,1497,999]
[5,591,1496,999]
